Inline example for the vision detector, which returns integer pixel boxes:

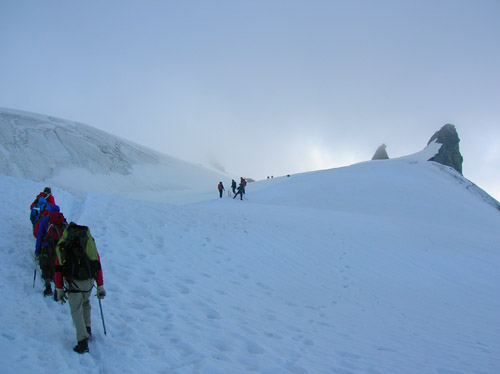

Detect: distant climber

[30,187,56,234]
[218,182,225,198]
[233,181,244,200]
[240,177,247,194]
[30,187,56,208]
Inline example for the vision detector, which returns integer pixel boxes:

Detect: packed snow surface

[1,157,499,374]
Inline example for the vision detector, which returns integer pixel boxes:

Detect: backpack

[30,196,48,225]
[44,212,67,248]
[57,222,100,280]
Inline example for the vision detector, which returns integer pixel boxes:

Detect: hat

[43,187,52,194]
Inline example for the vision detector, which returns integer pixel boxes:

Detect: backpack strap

[65,279,94,293]
[44,222,66,244]
[48,223,61,239]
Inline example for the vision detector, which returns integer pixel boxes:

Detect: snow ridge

[0,108,229,203]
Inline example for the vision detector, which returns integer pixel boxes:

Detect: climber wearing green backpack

[54,222,106,354]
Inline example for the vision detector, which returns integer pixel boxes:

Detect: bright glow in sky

[1,0,499,200]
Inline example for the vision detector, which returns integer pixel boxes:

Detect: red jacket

[45,194,55,206]
[30,192,55,209]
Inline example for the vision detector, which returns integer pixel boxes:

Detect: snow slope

[1,156,499,373]
[0,108,229,204]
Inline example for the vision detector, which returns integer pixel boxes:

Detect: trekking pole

[98,298,107,336]
[33,254,37,288]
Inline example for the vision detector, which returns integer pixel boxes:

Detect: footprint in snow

[211,339,233,352]
[338,351,361,359]
[203,307,221,320]
[285,362,308,374]
[175,283,190,295]
[373,345,397,352]
[435,369,466,374]
[263,331,283,340]
[245,339,265,354]
[256,282,271,290]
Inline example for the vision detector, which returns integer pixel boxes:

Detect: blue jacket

[35,216,51,255]
[34,204,60,256]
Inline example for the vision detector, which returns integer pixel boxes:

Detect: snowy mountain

[0,108,230,204]
[0,109,499,374]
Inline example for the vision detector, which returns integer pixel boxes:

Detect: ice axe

[98,296,107,336]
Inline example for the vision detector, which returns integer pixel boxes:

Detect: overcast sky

[1,0,499,200]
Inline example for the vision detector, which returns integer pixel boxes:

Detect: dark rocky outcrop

[372,144,389,160]
[427,124,463,175]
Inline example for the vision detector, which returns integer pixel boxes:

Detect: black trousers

[39,245,55,280]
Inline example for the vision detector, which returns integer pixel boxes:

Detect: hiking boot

[73,339,89,354]
[86,326,92,341]
[43,284,53,297]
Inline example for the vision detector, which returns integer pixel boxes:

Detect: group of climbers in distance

[218,177,247,200]
[29,187,106,354]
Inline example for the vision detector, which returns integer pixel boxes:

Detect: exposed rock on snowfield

[427,123,463,174]
[372,143,389,160]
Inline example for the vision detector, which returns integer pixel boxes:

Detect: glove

[96,285,106,299]
[56,289,67,304]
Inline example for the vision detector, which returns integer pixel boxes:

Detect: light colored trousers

[65,278,94,342]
